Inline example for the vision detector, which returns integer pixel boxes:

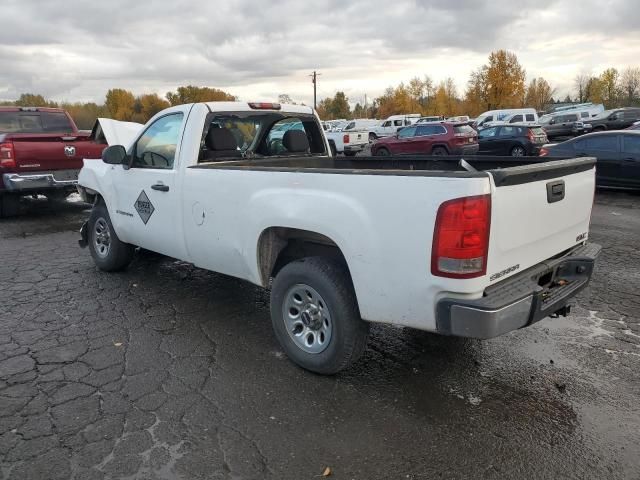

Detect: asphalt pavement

[0,191,639,480]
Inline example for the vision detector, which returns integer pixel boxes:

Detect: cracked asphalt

[1,191,639,480]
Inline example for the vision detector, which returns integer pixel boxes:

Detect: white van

[474,109,538,129]
[342,119,380,132]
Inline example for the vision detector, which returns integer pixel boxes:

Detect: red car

[0,107,107,216]
[371,122,479,156]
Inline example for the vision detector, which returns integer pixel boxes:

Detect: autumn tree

[315,92,352,120]
[599,68,620,108]
[104,89,136,121]
[620,67,640,105]
[483,50,526,109]
[574,73,589,103]
[14,93,57,107]
[165,85,236,105]
[61,102,105,130]
[525,77,555,112]
[464,68,489,116]
[131,94,170,123]
[584,76,603,104]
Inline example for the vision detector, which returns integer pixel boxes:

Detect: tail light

[539,147,549,157]
[431,195,491,279]
[528,129,535,141]
[0,142,15,168]
[343,134,349,144]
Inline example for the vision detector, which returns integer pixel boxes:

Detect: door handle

[622,157,636,162]
[151,183,169,192]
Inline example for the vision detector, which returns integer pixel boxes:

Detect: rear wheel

[344,151,357,157]
[431,146,448,156]
[88,202,135,271]
[270,257,369,374]
[375,147,390,156]
[0,193,20,218]
[511,145,526,157]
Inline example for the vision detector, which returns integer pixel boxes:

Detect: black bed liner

[191,155,596,187]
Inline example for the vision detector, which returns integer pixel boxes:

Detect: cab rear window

[0,111,73,133]
[0,112,43,133]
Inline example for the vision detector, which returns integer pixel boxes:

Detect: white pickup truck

[77,101,600,374]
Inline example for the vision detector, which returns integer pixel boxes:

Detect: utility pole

[309,71,321,110]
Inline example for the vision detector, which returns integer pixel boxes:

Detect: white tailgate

[486,167,594,283]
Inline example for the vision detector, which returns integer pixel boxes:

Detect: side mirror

[102,145,127,165]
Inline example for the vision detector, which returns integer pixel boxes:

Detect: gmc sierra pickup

[0,107,140,217]
[77,101,600,374]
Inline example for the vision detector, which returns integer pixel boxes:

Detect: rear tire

[87,201,135,272]
[431,146,448,156]
[511,145,526,157]
[0,194,20,218]
[270,257,369,374]
[344,151,357,157]
[375,147,390,156]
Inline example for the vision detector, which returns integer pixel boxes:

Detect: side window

[41,112,73,132]
[132,113,184,169]
[581,112,589,119]
[500,126,516,136]
[509,115,523,123]
[569,114,578,122]
[623,135,640,154]
[416,126,430,136]
[394,120,404,126]
[624,110,640,121]
[479,127,498,139]
[398,126,416,138]
[382,121,391,127]
[585,135,619,151]
[434,125,446,135]
[525,114,535,121]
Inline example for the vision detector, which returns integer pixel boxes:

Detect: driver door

[110,111,187,259]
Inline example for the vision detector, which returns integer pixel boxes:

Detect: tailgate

[11,134,85,171]
[486,158,596,283]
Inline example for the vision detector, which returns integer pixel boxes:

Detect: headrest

[282,129,309,152]
[206,128,238,151]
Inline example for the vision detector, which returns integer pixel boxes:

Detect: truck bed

[192,155,596,186]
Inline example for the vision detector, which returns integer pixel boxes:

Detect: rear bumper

[2,169,79,192]
[343,144,368,154]
[452,144,479,155]
[436,242,601,338]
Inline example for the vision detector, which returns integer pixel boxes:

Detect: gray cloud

[0,0,638,104]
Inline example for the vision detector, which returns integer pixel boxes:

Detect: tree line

[0,86,236,130]
[3,50,640,126]
[317,50,640,120]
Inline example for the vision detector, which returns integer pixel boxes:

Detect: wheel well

[257,227,348,286]
[431,144,449,153]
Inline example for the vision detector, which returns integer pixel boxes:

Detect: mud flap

[78,221,88,248]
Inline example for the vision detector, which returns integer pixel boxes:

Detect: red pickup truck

[0,107,108,217]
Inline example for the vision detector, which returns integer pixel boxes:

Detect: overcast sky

[1,0,638,106]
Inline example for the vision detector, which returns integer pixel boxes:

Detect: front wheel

[270,257,369,374]
[88,202,135,271]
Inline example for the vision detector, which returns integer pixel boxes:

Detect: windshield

[592,109,614,119]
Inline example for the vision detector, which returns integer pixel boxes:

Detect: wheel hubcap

[93,217,111,258]
[283,284,332,354]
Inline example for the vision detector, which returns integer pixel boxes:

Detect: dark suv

[541,113,590,138]
[588,107,640,131]
[477,124,548,156]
